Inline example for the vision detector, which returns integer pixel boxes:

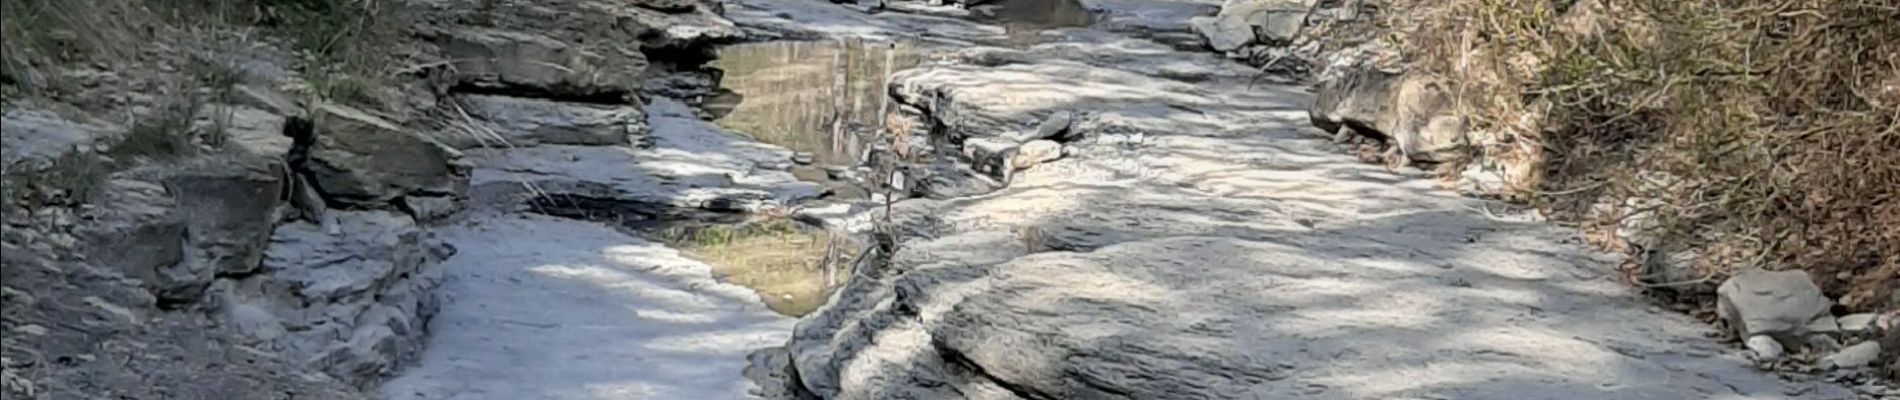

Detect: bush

[1379,0,1899,309]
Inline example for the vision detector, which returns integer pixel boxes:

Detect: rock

[961,136,1021,181]
[912,161,1004,199]
[440,28,647,100]
[400,195,462,224]
[1824,342,1883,370]
[1010,139,1062,170]
[1189,0,1312,53]
[453,94,644,148]
[201,104,291,159]
[1310,68,1470,163]
[1718,269,1839,345]
[1746,335,1786,363]
[77,179,186,298]
[1839,313,1877,333]
[0,108,109,170]
[793,152,817,165]
[1009,110,1076,142]
[168,157,287,279]
[307,103,468,206]
[219,210,445,388]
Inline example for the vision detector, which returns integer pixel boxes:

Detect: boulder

[168,157,288,278]
[77,179,186,298]
[1717,269,1839,345]
[440,28,648,100]
[217,210,445,388]
[453,94,644,148]
[1189,0,1312,53]
[1309,68,1470,163]
[307,103,468,207]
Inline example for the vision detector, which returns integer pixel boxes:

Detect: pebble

[792,152,816,165]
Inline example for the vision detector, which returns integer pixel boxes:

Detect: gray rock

[1718,269,1839,344]
[1010,110,1076,142]
[307,103,469,206]
[961,136,1021,181]
[452,94,644,148]
[219,210,444,388]
[440,28,647,99]
[1189,0,1312,52]
[1824,342,1883,370]
[201,104,291,159]
[912,161,1004,199]
[400,195,462,224]
[1839,313,1877,333]
[168,157,287,279]
[0,108,110,170]
[1310,68,1470,163]
[793,152,817,165]
[77,179,186,296]
[1746,334,1786,363]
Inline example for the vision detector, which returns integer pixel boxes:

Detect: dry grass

[1376,0,1900,309]
[657,220,858,316]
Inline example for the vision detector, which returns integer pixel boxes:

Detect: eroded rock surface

[736,1,1852,398]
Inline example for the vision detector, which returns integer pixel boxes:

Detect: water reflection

[709,39,927,167]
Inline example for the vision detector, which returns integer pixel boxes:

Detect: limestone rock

[168,157,287,278]
[1011,140,1062,170]
[1309,68,1470,163]
[454,94,644,148]
[1840,313,1878,333]
[0,108,109,169]
[308,103,468,207]
[77,179,186,297]
[1718,269,1838,343]
[440,28,647,100]
[219,210,445,388]
[1823,341,1882,370]
[1746,335,1786,363]
[201,104,292,159]
[1189,0,1312,52]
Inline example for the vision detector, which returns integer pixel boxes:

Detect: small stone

[1747,335,1785,363]
[793,152,816,165]
[1821,341,1881,370]
[1837,313,1876,333]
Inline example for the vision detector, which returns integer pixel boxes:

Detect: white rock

[1822,341,1882,370]
[1838,313,1877,333]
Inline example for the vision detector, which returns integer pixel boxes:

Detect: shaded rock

[307,103,468,207]
[453,94,644,148]
[168,157,287,279]
[76,179,185,296]
[1189,0,1312,52]
[1309,68,1469,163]
[912,161,1004,199]
[440,28,647,100]
[218,210,444,388]
[1718,269,1839,345]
